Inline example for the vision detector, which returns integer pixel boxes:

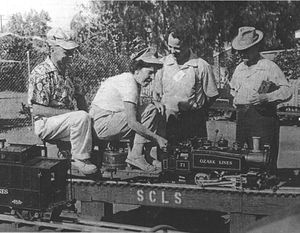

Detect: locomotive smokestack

[252,136,260,152]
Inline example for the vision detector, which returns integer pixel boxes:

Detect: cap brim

[232,30,263,50]
[48,39,79,50]
[139,56,163,65]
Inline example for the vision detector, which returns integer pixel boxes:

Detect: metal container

[102,149,128,170]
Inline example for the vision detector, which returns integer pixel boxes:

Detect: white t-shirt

[92,72,139,112]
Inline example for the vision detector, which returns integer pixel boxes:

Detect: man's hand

[249,93,269,105]
[155,135,168,150]
[153,100,165,114]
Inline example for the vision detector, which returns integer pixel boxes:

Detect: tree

[68,0,300,104]
[6,9,51,38]
[0,9,51,92]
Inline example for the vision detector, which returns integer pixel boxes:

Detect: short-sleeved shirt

[28,57,78,110]
[230,58,291,105]
[91,72,139,112]
[153,53,218,112]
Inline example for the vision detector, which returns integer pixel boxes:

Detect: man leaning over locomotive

[230,26,292,172]
[28,28,97,176]
[89,48,168,172]
[152,30,219,144]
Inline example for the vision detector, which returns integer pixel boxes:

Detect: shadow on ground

[0,118,31,132]
[104,206,229,233]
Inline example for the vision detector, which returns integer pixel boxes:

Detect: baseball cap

[131,47,162,65]
[47,27,79,50]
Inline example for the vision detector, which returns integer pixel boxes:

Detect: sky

[0,0,87,30]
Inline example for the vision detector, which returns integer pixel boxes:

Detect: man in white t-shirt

[89,48,167,172]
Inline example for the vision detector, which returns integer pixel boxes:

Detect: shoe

[152,160,162,170]
[72,159,98,175]
[126,157,157,172]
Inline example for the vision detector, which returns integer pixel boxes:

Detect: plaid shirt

[28,57,80,110]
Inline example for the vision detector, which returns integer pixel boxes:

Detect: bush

[273,48,300,80]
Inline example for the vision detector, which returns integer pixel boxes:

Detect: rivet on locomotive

[0,139,70,221]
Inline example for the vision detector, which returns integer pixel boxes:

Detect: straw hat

[232,27,263,50]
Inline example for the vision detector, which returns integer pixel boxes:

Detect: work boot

[72,159,98,175]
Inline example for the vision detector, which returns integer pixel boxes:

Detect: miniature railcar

[0,143,69,220]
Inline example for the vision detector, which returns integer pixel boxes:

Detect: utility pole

[0,15,3,33]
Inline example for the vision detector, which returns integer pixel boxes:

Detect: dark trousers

[166,109,208,144]
[236,105,279,170]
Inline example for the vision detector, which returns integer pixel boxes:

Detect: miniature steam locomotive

[160,137,278,188]
[0,140,69,220]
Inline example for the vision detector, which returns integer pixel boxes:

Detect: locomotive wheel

[194,173,210,186]
[13,209,35,220]
[50,205,63,221]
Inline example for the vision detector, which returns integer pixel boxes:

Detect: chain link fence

[0,38,154,135]
[0,51,31,133]
[2,35,299,135]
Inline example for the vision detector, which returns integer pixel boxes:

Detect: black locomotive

[160,137,276,188]
[0,141,69,220]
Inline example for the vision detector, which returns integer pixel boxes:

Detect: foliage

[68,41,130,106]
[3,1,300,100]
[6,9,51,37]
[0,10,50,92]
[273,48,300,80]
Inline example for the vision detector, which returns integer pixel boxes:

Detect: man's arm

[123,101,167,149]
[195,62,219,109]
[32,104,71,117]
[249,63,292,105]
[151,67,165,113]
[74,93,89,112]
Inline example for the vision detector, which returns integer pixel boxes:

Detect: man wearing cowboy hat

[230,26,292,171]
[89,47,167,172]
[28,27,97,176]
[152,30,219,144]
